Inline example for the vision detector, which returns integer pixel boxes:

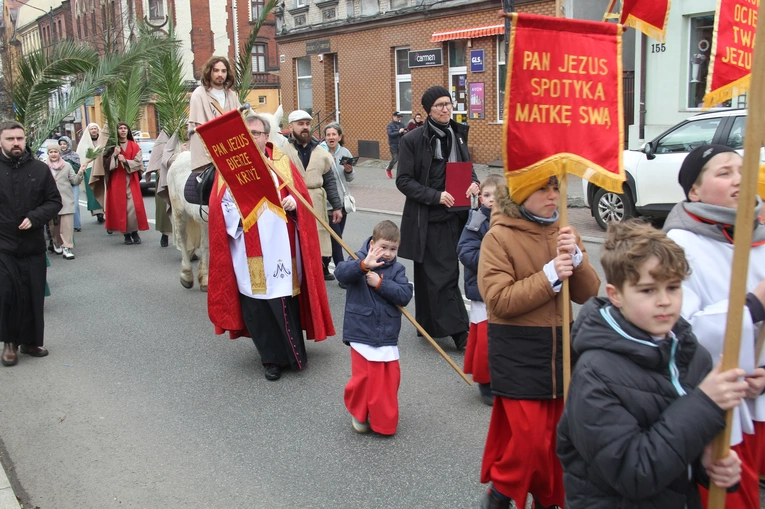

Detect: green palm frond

[112,63,152,129]
[148,23,188,141]
[236,0,278,105]
[21,30,176,147]
[13,40,99,128]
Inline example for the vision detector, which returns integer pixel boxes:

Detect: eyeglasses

[250,130,267,137]
[432,101,453,111]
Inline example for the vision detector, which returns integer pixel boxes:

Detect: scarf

[519,205,559,226]
[681,198,765,245]
[58,136,81,167]
[427,117,457,161]
[46,157,65,173]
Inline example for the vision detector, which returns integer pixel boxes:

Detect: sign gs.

[470,49,485,72]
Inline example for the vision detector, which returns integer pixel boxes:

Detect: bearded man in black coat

[0,120,62,366]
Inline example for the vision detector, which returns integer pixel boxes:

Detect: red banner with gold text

[619,0,671,42]
[504,13,625,194]
[195,109,285,232]
[704,0,759,107]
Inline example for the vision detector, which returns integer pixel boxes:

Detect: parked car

[137,138,156,193]
[583,109,764,230]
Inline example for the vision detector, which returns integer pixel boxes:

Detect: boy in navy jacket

[335,220,413,435]
[457,174,505,406]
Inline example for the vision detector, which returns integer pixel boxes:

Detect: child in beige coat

[46,142,84,260]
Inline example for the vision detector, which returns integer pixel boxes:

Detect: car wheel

[592,187,636,231]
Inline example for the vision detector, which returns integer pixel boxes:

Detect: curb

[0,464,20,509]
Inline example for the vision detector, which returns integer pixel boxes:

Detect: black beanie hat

[421,86,451,113]
[678,144,739,198]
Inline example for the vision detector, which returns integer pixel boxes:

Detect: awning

[431,24,505,42]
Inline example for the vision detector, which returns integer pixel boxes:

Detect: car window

[655,118,722,154]
[726,116,746,149]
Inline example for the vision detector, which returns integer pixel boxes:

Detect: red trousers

[464,320,490,385]
[481,397,565,508]
[344,349,401,435]
[699,425,763,509]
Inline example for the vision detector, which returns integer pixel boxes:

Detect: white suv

[583,109,763,230]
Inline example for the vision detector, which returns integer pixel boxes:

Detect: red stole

[105,140,149,232]
[207,145,335,341]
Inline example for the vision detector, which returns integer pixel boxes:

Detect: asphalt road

[0,191,605,509]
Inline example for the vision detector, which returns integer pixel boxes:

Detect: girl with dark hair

[107,122,149,244]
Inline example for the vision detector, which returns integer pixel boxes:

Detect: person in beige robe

[280,110,343,271]
[188,56,242,172]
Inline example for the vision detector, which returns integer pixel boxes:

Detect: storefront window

[296,57,312,112]
[396,47,412,122]
[448,40,467,67]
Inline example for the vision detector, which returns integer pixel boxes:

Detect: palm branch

[18,30,176,148]
[148,23,188,141]
[236,0,278,105]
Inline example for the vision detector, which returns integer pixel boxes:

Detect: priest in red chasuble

[208,114,335,381]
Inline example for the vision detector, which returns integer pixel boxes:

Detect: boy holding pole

[664,145,765,508]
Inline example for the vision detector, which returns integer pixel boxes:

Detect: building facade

[276,0,556,164]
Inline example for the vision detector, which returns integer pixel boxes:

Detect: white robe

[667,228,765,446]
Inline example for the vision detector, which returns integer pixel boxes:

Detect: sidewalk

[0,463,20,509]
[350,157,605,243]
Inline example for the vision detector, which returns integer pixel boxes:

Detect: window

[258,96,267,104]
[296,0,307,6]
[149,0,164,19]
[390,0,407,9]
[360,0,378,16]
[251,44,266,72]
[448,40,467,67]
[294,14,306,25]
[498,37,506,120]
[322,7,336,20]
[655,118,722,154]
[449,40,467,122]
[395,47,412,123]
[251,0,264,20]
[346,0,354,17]
[296,57,312,111]
[726,116,746,149]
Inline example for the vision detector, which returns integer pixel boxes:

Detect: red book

[446,162,472,208]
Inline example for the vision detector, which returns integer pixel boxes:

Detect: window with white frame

[296,0,307,7]
[148,0,164,19]
[259,95,267,104]
[395,47,412,123]
[251,0,264,20]
[251,44,266,72]
[296,57,313,111]
[498,37,506,120]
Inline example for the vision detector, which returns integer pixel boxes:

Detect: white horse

[165,106,284,292]
[166,150,208,291]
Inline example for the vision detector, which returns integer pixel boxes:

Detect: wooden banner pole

[273,164,473,386]
[559,165,572,401]
[707,12,765,508]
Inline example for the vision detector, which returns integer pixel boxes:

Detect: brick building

[276,0,556,164]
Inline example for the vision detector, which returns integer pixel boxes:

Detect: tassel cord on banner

[275,175,473,386]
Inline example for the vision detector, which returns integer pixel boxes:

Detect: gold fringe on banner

[505,153,626,196]
[623,15,667,43]
[241,196,287,233]
[703,75,752,109]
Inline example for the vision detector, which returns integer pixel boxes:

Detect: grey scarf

[664,197,765,245]
[428,118,458,162]
[519,206,559,226]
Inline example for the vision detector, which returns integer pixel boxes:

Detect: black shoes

[478,383,494,406]
[324,272,336,281]
[124,234,133,245]
[452,331,468,351]
[480,489,514,509]
[96,213,105,223]
[264,365,281,381]
[338,282,347,289]
[131,232,141,244]
[160,234,168,247]
[20,345,49,357]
